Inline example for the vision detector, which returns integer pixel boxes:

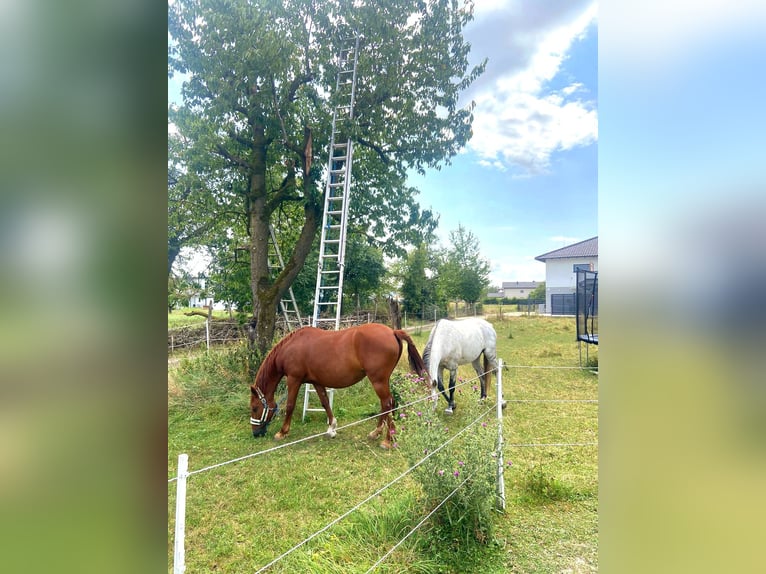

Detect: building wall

[544,257,598,312]
[504,287,532,299]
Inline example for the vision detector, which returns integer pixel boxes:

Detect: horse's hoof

[379,442,392,450]
[327,429,337,438]
[444,407,453,415]
[327,419,338,438]
[274,432,286,440]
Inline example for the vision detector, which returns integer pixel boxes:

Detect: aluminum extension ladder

[304,34,360,421]
[267,225,304,332]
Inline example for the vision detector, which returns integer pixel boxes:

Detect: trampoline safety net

[576,269,598,345]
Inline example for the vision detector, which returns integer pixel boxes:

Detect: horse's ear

[250,385,257,394]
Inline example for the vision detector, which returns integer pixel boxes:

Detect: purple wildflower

[438,469,445,476]
[458,461,465,467]
[453,470,460,477]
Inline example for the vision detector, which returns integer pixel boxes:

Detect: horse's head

[250,384,279,437]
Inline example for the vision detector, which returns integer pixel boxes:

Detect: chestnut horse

[249,323,431,449]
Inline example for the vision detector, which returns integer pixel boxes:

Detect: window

[573,263,592,272]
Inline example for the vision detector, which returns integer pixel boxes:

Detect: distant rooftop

[502,281,539,290]
[535,237,598,262]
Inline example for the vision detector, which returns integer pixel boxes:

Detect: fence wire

[169,361,597,572]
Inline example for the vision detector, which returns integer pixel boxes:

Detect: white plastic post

[173,454,189,574]
[496,359,506,511]
[205,317,210,350]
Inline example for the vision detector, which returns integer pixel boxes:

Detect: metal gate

[551,293,576,315]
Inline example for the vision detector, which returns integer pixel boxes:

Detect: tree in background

[168,0,484,353]
[400,243,444,318]
[529,281,546,301]
[440,224,491,307]
[343,232,386,313]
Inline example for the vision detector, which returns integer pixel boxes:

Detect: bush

[390,372,499,547]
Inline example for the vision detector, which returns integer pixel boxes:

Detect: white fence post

[173,453,189,574]
[496,359,506,511]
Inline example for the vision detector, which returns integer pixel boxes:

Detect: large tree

[168,0,485,353]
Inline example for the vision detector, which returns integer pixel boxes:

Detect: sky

[409,0,598,287]
[169,0,598,287]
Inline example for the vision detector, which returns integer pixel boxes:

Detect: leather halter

[250,386,278,427]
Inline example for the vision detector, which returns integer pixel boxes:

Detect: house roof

[502,281,539,290]
[535,236,598,262]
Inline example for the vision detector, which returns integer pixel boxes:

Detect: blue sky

[410,0,597,286]
[169,0,598,287]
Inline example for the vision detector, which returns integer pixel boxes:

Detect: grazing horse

[423,317,499,414]
[249,323,430,449]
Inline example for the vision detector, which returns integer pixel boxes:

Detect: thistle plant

[390,372,499,546]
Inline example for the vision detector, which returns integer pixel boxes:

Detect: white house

[188,275,227,311]
[535,237,598,314]
[501,281,540,299]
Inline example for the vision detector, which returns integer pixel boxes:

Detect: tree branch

[355,136,391,165]
[215,144,253,170]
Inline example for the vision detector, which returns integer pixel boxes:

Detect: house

[188,275,227,311]
[535,237,598,314]
[501,281,540,299]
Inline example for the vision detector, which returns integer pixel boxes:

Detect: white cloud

[465,1,597,174]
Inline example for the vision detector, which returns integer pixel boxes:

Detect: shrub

[390,372,499,547]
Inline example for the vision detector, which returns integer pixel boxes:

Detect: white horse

[422,317,499,414]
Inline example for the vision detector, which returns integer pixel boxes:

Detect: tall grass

[169,316,597,573]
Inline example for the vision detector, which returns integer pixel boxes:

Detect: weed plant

[391,372,499,548]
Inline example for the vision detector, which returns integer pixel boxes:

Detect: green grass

[168,316,597,573]
[168,307,235,329]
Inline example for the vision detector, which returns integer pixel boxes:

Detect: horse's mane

[254,328,305,391]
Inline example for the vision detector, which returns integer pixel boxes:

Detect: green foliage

[440,225,491,304]
[528,281,546,300]
[391,372,499,547]
[400,244,432,315]
[342,233,387,311]
[168,0,486,350]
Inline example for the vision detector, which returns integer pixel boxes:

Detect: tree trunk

[168,241,181,276]
[388,297,402,330]
[247,123,322,356]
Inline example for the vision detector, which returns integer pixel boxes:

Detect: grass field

[168,307,235,329]
[168,316,598,573]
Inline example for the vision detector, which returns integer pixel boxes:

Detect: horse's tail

[393,329,431,387]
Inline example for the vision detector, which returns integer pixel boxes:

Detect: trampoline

[576,269,598,367]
